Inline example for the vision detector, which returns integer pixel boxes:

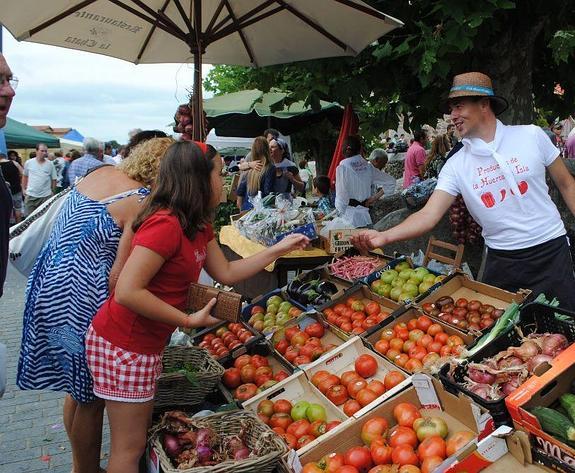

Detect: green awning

[4,118,61,148]
[204,89,342,137]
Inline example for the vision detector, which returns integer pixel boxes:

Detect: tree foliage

[204,0,575,145]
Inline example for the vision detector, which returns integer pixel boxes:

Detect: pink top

[403,141,427,188]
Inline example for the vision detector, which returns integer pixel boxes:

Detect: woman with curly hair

[17,135,174,473]
[423,134,450,179]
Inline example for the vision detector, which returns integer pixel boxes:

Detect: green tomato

[398,269,413,280]
[390,287,403,301]
[395,261,412,272]
[380,270,398,284]
[267,295,284,306]
[279,301,293,313]
[291,401,310,421]
[402,283,419,298]
[422,274,436,284]
[266,303,279,314]
[276,312,291,326]
[379,283,392,298]
[306,403,327,422]
[419,281,434,294]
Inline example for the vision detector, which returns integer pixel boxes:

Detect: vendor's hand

[185,298,220,329]
[350,229,387,252]
[273,233,310,255]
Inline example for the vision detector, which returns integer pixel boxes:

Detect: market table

[218,225,332,299]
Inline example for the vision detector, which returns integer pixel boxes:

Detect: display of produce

[371,262,444,302]
[222,353,290,401]
[449,332,568,401]
[197,322,258,359]
[286,269,340,307]
[372,315,466,372]
[530,401,575,443]
[246,294,304,334]
[329,255,382,282]
[323,296,394,336]
[301,402,475,472]
[271,322,339,367]
[420,296,505,332]
[256,398,341,450]
[449,194,482,245]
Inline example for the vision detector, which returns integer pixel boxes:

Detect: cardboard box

[317,285,402,340]
[416,271,531,315]
[506,344,575,472]
[303,336,412,418]
[298,374,501,473]
[320,228,363,254]
[243,370,353,456]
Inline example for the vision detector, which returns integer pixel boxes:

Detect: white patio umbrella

[0,0,402,140]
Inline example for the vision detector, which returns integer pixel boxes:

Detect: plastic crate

[438,302,575,427]
[285,266,352,310]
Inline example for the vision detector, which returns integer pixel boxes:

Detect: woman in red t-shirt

[85,141,309,473]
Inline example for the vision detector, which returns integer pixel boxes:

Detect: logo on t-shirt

[473,157,530,208]
[194,248,206,264]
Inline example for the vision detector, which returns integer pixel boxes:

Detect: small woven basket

[150,410,287,473]
[187,283,242,323]
[155,346,224,408]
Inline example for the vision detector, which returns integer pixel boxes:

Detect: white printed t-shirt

[436,122,564,250]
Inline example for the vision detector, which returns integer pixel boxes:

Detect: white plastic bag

[319,216,355,238]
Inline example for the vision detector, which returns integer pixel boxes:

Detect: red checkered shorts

[85,325,163,403]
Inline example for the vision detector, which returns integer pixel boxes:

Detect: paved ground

[0,265,110,473]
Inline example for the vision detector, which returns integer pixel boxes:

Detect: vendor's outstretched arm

[351,190,455,251]
[204,233,309,286]
[548,157,575,217]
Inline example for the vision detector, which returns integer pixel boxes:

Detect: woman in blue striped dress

[17,136,173,473]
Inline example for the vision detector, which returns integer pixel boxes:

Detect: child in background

[86,141,309,473]
[313,175,335,217]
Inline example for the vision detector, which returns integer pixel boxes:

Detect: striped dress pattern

[17,186,149,403]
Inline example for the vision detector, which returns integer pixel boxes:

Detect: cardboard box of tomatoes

[415,272,531,334]
[297,374,507,473]
[365,307,474,374]
[303,336,412,419]
[505,343,575,473]
[319,285,402,340]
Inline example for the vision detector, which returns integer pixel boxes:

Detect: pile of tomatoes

[302,402,476,473]
[197,323,257,359]
[310,354,406,414]
[257,398,341,451]
[373,315,466,373]
[323,296,392,335]
[222,354,290,401]
[273,322,339,367]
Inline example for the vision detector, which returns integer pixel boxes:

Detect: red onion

[508,341,540,361]
[196,428,216,448]
[234,447,251,460]
[163,433,182,458]
[527,354,553,373]
[541,334,568,357]
[501,376,523,396]
[468,366,496,384]
[497,355,524,369]
[196,445,213,464]
[469,383,493,400]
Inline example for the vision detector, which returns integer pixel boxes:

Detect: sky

[2,30,213,144]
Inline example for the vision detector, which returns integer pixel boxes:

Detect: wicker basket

[187,283,242,323]
[155,346,224,408]
[150,410,287,473]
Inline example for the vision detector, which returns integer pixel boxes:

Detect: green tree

[205,0,575,134]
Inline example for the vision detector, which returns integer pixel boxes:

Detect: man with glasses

[0,53,17,399]
[22,142,57,215]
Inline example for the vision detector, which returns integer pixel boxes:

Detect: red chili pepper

[481,192,495,208]
[499,189,506,202]
[518,181,528,195]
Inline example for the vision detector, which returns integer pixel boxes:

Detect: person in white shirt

[22,142,57,215]
[368,148,397,197]
[335,136,393,227]
[352,72,575,309]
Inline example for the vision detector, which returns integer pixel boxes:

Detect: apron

[482,235,575,311]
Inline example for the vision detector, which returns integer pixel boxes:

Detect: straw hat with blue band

[440,72,509,116]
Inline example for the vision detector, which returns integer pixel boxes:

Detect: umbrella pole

[192,49,203,142]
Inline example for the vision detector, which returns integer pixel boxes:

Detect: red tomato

[352,311,366,322]
[417,334,434,349]
[439,345,451,357]
[275,338,289,355]
[222,367,241,389]
[348,378,368,399]
[344,446,373,472]
[446,431,475,456]
[320,452,345,472]
[392,445,419,466]
[434,332,448,345]
[269,412,293,430]
[427,341,443,353]
[395,353,410,367]
[366,301,380,316]
[389,425,418,448]
[287,419,312,439]
[281,432,297,449]
[447,335,465,348]
[403,340,416,353]
[305,322,325,338]
[427,324,443,337]
[302,463,326,473]
[285,345,300,362]
[326,384,349,405]
[337,466,360,473]
[404,358,424,373]
[393,403,422,427]
[421,456,444,473]
[294,354,312,366]
[379,328,395,341]
[417,436,446,460]
[273,399,293,414]
[251,354,269,368]
[389,338,404,351]
[367,380,386,397]
[311,370,331,387]
[408,345,427,361]
[274,370,289,382]
[407,319,418,331]
[341,370,362,387]
[384,371,406,390]
[291,331,310,346]
[309,420,327,438]
[361,417,389,446]
[343,399,362,416]
[297,434,315,449]
[396,328,410,341]
[318,374,340,394]
[356,388,378,407]
[333,303,347,315]
[416,315,433,332]
[341,321,353,332]
[355,354,378,378]
[272,426,285,435]
[362,317,378,331]
[370,437,393,465]
[374,339,390,355]
[326,420,342,431]
[234,354,252,369]
[234,383,258,401]
[386,349,400,361]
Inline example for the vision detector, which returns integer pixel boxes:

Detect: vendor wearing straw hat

[352,72,575,309]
